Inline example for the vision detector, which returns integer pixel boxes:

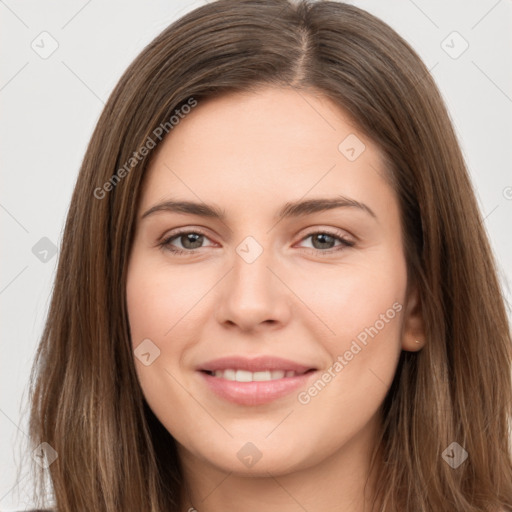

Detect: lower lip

[198,371,316,406]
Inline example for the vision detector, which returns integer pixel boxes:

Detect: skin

[126,86,425,512]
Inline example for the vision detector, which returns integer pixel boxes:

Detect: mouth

[200,368,316,381]
[197,356,318,406]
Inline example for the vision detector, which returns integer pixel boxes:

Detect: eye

[296,230,355,253]
[159,229,215,255]
[158,228,355,256]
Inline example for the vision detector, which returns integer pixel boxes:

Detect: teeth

[223,369,236,380]
[253,371,271,381]
[210,369,297,381]
[236,370,252,382]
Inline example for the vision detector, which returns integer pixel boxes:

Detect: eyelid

[294,228,355,252]
[295,225,354,243]
[157,226,214,243]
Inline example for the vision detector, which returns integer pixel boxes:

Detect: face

[126,86,423,477]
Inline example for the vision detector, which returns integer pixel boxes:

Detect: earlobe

[401,282,425,352]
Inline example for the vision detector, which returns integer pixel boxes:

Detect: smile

[199,371,317,406]
[203,368,312,381]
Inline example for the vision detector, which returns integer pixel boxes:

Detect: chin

[184,437,321,477]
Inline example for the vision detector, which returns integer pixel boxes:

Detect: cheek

[125,255,209,444]
[125,252,220,419]
[289,249,406,413]
[126,255,209,350]
[287,249,407,349]
[125,255,186,401]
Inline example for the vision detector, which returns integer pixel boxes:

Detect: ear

[401,281,425,352]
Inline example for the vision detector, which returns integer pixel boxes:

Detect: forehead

[139,87,394,219]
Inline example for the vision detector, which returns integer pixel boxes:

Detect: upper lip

[198,356,316,374]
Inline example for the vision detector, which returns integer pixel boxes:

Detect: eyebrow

[140,195,377,221]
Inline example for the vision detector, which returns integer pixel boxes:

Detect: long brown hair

[25,0,512,510]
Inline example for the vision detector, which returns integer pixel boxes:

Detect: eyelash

[158,228,355,256]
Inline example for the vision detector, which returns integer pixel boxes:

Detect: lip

[197,356,317,406]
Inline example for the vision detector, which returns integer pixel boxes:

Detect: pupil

[313,233,334,249]
[182,233,203,249]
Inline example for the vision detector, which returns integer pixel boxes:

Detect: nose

[214,239,292,333]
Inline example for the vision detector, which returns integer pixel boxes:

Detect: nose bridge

[231,233,276,301]
[215,232,291,329]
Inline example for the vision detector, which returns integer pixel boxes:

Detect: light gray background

[1,0,511,509]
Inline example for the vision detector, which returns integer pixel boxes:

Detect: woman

[25,0,512,511]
